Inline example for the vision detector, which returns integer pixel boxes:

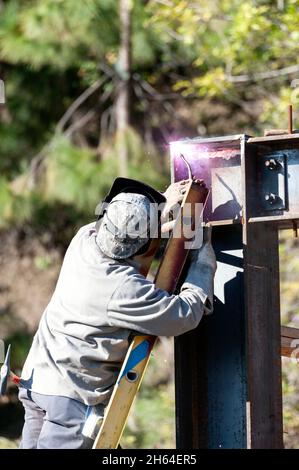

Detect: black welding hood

[96,177,166,221]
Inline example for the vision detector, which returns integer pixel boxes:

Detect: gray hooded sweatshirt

[21,222,209,406]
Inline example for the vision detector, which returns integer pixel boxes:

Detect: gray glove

[161,180,189,234]
[182,225,217,315]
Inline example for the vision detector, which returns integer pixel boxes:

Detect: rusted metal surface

[156,180,208,292]
[170,135,244,225]
[288,104,293,135]
[248,133,299,145]
[243,222,283,448]
[264,129,289,136]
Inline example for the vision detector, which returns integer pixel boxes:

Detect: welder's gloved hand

[161,180,190,233]
[182,225,217,315]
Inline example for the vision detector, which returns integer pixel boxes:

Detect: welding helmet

[95,178,166,260]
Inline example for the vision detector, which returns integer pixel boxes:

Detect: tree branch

[99,61,116,79]
[227,64,299,84]
[56,78,106,132]
[27,80,114,187]
[64,109,97,137]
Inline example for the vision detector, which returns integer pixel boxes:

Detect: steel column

[175,225,247,448]
[244,222,283,448]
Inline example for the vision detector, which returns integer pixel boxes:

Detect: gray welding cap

[96,192,155,259]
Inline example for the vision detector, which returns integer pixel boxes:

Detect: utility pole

[115,0,132,177]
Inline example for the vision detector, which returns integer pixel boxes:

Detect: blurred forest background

[0,0,299,448]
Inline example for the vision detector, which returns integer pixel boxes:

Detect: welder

[18,177,216,449]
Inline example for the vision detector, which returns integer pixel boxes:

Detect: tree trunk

[115,0,132,176]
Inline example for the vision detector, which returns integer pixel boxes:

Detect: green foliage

[44,129,167,209]
[0,0,118,70]
[0,176,37,228]
[44,135,115,213]
[34,254,53,270]
[0,438,19,449]
[1,0,299,449]
[0,0,161,72]
[147,0,299,101]
[122,383,175,449]
[261,86,299,130]
[0,66,79,176]
[0,177,13,227]
[0,129,167,229]
[5,331,33,370]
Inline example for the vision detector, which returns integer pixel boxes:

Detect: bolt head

[265,193,277,204]
[265,158,281,170]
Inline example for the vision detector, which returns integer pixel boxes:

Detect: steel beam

[172,133,286,449]
[170,134,299,228]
